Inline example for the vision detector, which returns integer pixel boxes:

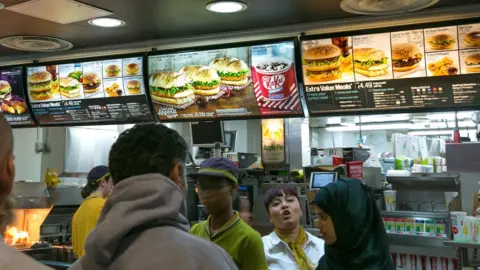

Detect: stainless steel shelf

[381,210,449,219]
[388,234,447,248]
[444,240,480,249]
[387,173,460,191]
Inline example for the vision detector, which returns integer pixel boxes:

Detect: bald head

[0,113,14,197]
[0,113,13,162]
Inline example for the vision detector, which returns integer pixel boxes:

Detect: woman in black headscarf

[312,179,395,270]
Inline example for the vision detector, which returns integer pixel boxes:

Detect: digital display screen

[26,56,154,125]
[310,172,337,189]
[147,40,304,121]
[301,22,480,115]
[0,67,35,127]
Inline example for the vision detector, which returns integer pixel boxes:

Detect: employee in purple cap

[72,165,113,258]
[190,157,268,270]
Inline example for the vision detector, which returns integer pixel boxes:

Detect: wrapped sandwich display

[147,39,303,121]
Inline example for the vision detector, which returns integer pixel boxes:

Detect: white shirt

[262,230,325,270]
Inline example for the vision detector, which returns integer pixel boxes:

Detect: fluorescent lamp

[89,18,125,28]
[206,1,247,13]
[427,111,473,121]
[408,130,453,136]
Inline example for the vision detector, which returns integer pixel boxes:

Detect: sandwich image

[126,63,139,75]
[180,65,204,81]
[391,43,423,72]
[127,80,142,94]
[59,77,81,98]
[427,33,456,50]
[464,31,480,47]
[0,80,12,101]
[303,44,342,82]
[28,71,53,101]
[82,72,102,94]
[190,67,221,96]
[149,72,195,105]
[105,64,121,77]
[353,48,390,77]
[210,57,249,86]
[465,52,480,73]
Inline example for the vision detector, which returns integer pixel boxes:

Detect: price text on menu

[301,22,480,114]
[26,57,153,125]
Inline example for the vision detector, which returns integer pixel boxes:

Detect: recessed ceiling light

[88,17,125,28]
[206,1,247,13]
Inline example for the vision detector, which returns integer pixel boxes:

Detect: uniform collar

[206,211,241,239]
[268,228,318,251]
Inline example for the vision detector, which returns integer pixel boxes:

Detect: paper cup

[450,211,467,241]
[444,192,458,210]
[475,217,480,243]
[465,216,475,242]
[383,190,397,211]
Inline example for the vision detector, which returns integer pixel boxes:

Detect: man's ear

[169,162,184,187]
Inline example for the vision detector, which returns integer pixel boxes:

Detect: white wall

[224,120,261,154]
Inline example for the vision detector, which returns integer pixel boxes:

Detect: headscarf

[275,226,315,270]
[312,179,394,270]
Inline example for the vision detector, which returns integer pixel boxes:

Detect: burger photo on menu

[82,72,103,96]
[59,77,82,99]
[460,50,480,74]
[210,57,250,87]
[149,72,195,105]
[125,63,139,76]
[424,26,458,52]
[0,80,12,101]
[126,80,141,95]
[353,48,390,78]
[458,23,480,49]
[390,29,426,79]
[104,63,121,78]
[28,71,55,102]
[187,67,221,97]
[303,44,342,83]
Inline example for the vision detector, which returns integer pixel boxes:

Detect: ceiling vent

[5,0,112,24]
[340,0,439,15]
[0,36,73,52]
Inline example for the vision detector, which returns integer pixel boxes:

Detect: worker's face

[268,192,302,231]
[196,176,237,216]
[0,154,15,197]
[314,205,337,245]
[170,161,187,195]
[101,177,114,198]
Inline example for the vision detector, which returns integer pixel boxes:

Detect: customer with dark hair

[0,113,52,269]
[69,123,237,270]
[262,186,324,270]
[72,166,112,257]
[190,157,268,270]
[312,179,395,270]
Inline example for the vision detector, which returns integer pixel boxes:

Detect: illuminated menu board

[26,55,153,125]
[0,66,35,127]
[147,39,304,121]
[300,22,480,115]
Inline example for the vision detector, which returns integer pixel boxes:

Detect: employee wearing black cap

[190,157,268,270]
[72,165,113,258]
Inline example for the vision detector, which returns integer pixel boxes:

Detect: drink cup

[383,190,397,211]
[450,211,467,241]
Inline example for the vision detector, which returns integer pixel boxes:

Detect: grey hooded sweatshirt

[68,174,237,270]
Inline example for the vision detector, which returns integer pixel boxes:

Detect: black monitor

[309,172,337,190]
[191,121,224,146]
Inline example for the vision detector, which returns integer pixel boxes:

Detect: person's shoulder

[306,231,325,247]
[237,219,262,238]
[0,243,51,270]
[261,231,277,250]
[190,221,208,235]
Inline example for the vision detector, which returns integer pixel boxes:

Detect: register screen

[310,172,337,189]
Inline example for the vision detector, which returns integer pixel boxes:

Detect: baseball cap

[190,157,240,184]
[87,165,110,182]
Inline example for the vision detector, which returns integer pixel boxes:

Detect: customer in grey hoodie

[69,123,237,270]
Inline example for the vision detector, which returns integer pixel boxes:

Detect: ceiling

[0,0,478,61]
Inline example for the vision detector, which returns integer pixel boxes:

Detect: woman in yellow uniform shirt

[72,166,113,258]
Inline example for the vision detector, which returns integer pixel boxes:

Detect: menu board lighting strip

[146,37,306,122]
[300,18,480,117]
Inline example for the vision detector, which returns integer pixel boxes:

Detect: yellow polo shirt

[72,194,106,257]
[190,212,268,270]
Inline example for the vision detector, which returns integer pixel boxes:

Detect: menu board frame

[24,52,156,127]
[0,64,36,128]
[146,37,306,122]
[299,18,480,117]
